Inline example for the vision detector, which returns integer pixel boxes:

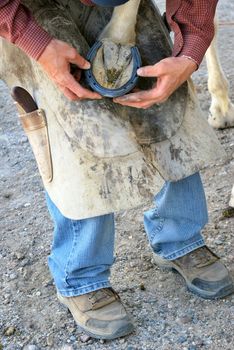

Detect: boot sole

[79,323,134,340]
[154,255,234,299]
[57,294,134,340]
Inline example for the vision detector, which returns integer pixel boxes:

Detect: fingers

[137,65,159,77]
[114,86,165,108]
[137,60,173,78]
[68,74,101,99]
[64,49,103,99]
[67,47,91,70]
[114,99,158,109]
[58,84,79,101]
[38,39,101,101]
[58,48,102,100]
[59,73,102,100]
[115,90,156,103]
[114,57,197,109]
[114,79,171,109]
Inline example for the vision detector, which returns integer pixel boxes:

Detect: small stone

[28,322,35,330]
[179,315,193,324]
[67,327,76,334]
[24,202,31,208]
[160,321,168,331]
[3,192,12,199]
[14,250,25,260]
[99,339,105,344]
[159,275,167,282]
[9,273,18,280]
[69,336,76,342]
[43,279,54,287]
[20,259,30,267]
[129,261,137,268]
[23,345,39,350]
[46,334,53,347]
[177,336,187,344]
[35,291,41,297]
[20,136,28,144]
[4,326,16,336]
[80,334,91,343]
[3,297,10,305]
[139,282,145,290]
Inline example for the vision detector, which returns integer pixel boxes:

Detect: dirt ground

[0,1,234,350]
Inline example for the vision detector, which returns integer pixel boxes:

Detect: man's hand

[114,56,197,109]
[38,39,102,101]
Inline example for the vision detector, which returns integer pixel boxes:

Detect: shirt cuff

[173,33,212,67]
[14,19,53,60]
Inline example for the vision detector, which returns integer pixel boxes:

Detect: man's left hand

[114,56,197,109]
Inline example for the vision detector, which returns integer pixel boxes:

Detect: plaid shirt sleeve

[0,0,52,60]
[1,0,218,64]
[166,0,218,66]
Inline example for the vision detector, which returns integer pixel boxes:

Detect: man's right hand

[38,39,102,101]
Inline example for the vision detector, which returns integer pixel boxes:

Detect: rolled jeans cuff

[57,280,112,297]
[162,238,205,260]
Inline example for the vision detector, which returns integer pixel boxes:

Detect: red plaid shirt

[0,0,218,65]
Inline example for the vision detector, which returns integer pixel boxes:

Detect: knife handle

[11,86,38,113]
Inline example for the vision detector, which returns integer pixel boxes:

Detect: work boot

[57,288,134,339]
[154,246,234,299]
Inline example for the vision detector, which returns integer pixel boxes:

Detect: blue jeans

[46,172,208,297]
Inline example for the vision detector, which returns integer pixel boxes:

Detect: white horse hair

[205,15,234,207]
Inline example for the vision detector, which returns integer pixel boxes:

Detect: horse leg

[206,15,234,129]
[206,16,234,208]
[229,186,234,207]
[92,0,141,89]
[99,0,141,44]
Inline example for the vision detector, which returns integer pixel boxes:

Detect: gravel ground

[0,1,234,349]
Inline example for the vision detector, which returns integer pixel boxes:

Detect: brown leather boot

[57,288,134,339]
[154,246,234,299]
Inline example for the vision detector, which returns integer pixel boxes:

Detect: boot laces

[188,247,218,268]
[88,288,119,306]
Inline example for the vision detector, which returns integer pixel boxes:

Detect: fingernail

[137,68,143,75]
[119,95,130,100]
[84,62,91,69]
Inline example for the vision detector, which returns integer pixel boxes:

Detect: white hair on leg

[229,185,234,207]
[99,0,141,44]
[206,15,234,129]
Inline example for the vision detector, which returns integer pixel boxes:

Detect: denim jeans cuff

[163,239,205,260]
[58,280,112,297]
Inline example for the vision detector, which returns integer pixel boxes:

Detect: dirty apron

[0,0,225,219]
